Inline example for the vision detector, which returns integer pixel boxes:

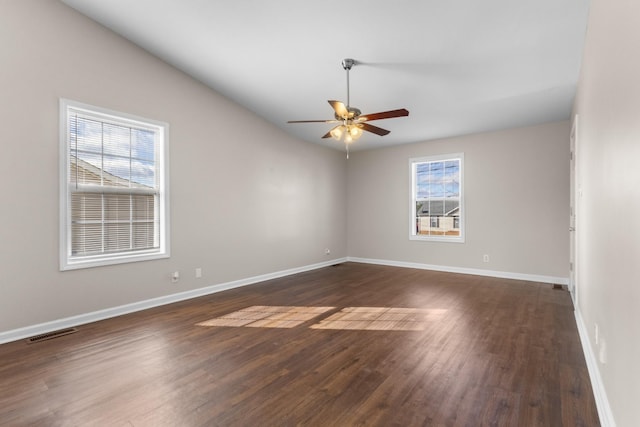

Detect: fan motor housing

[335,107,361,121]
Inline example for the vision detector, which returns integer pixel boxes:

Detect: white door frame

[569,114,579,306]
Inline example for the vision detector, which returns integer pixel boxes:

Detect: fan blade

[288,119,339,123]
[361,122,391,136]
[328,100,349,118]
[359,108,409,122]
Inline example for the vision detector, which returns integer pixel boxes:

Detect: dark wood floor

[0,263,600,426]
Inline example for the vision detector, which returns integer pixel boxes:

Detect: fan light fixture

[287,58,409,159]
[330,122,363,143]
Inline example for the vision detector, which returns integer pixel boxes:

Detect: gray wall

[347,122,570,279]
[573,0,640,425]
[0,1,347,332]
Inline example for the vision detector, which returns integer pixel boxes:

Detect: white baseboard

[347,257,569,285]
[0,257,568,344]
[574,309,616,427]
[0,257,348,345]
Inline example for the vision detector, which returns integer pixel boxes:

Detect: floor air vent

[26,328,77,344]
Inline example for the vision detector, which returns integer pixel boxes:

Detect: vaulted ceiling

[61,0,590,151]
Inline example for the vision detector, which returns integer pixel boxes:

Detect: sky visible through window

[70,115,156,188]
[415,159,460,200]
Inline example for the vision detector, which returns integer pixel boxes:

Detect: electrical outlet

[171,271,180,283]
[483,254,490,263]
[195,268,202,279]
[325,248,331,255]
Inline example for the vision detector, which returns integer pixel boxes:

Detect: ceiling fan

[287,58,409,156]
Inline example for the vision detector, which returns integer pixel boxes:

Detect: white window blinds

[61,99,169,270]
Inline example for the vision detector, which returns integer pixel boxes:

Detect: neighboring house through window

[60,99,169,270]
[410,153,464,242]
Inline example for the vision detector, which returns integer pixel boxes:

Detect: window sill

[61,250,169,271]
[409,235,465,243]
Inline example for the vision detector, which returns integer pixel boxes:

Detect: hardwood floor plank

[0,263,600,426]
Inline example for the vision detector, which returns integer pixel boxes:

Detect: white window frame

[59,99,170,270]
[410,153,464,243]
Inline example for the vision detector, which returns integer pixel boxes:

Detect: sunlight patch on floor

[197,306,447,331]
[310,307,448,331]
[196,306,336,329]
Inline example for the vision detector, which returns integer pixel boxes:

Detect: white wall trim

[574,308,617,427]
[0,256,569,345]
[0,257,347,345]
[59,98,171,271]
[347,257,569,285]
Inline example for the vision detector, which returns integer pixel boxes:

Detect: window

[60,99,169,270]
[410,153,464,242]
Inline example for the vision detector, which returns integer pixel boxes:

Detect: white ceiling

[61,0,590,151]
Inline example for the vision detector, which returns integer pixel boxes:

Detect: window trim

[409,153,465,243]
[59,98,170,270]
